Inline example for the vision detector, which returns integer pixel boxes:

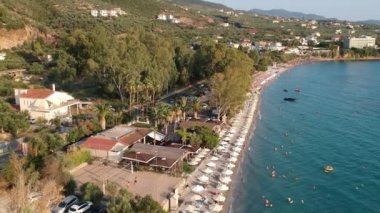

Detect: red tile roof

[80,137,117,151]
[20,89,54,99]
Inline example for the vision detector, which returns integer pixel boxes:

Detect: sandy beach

[177,58,334,213]
[221,59,309,213]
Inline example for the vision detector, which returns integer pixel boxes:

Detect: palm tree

[157,103,172,135]
[178,97,188,121]
[176,128,188,145]
[95,104,112,130]
[148,106,159,128]
[192,98,201,119]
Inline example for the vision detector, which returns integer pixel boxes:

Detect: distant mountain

[360,20,380,26]
[249,9,326,20]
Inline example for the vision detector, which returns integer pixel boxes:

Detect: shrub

[64,150,92,169]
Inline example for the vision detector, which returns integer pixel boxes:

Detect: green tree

[80,183,103,204]
[176,128,188,145]
[192,98,201,119]
[131,195,165,213]
[95,104,112,130]
[107,189,133,213]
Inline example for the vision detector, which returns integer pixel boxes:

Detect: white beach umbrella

[233,147,242,152]
[192,157,202,162]
[226,163,236,169]
[192,185,205,193]
[191,194,203,201]
[231,152,239,157]
[203,167,214,174]
[216,184,229,192]
[188,160,199,166]
[213,194,226,202]
[210,156,219,161]
[228,157,238,163]
[209,204,223,212]
[198,175,209,182]
[222,169,234,176]
[207,162,217,168]
[197,153,206,158]
[219,176,232,184]
[220,141,228,145]
[183,204,195,212]
[217,146,225,151]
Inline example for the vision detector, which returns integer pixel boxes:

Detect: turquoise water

[232,61,380,213]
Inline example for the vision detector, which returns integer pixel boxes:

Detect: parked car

[68,201,93,213]
[52,195,79,213]
[27,192,42,203]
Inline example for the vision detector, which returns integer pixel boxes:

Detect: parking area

[71,162,184,204]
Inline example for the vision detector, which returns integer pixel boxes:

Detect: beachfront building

[122,143,188,172]
[343,36,376,49]
[80,125,166,162]
[14,85,90,121]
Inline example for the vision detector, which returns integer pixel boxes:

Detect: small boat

[295,88,301,92]
[283,89,288,92]
[284,97,296,102]
[324,166,334,173]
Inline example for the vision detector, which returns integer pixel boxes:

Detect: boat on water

[284,97,296,102]
[295,87,301,92]
[324,166,334,173]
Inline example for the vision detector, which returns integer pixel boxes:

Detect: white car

[68,201,93,213]
[52,195,79,213]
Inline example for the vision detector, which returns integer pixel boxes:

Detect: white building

[109,10,118,17]
[0,52,6,61]
[99,10,109,17]
[157,14,167,21]
[311,26,318,30]
[14,85,88,121]
[343,36,376,49]
[90,10,98,17]
[269,42,285,51]
[220,22,229,27]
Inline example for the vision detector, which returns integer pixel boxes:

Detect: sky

[207,0,380,21]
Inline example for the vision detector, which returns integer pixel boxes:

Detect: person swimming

[287,197,294,204]
[271,170,276,178]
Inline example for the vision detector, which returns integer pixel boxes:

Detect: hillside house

[157,14,167,21]
[0,52,6,61]
[90,10,98,17]
[14,84,90,121]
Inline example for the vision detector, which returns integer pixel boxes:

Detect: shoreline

[221,60,303,213]
[223,57,380,212]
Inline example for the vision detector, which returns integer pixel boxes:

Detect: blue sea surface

[232,61,380,213]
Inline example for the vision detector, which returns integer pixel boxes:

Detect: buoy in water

[324,166,334,173]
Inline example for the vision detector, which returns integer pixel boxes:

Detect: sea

[232,61,380,213]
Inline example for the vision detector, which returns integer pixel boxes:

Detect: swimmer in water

[301,200,304,204]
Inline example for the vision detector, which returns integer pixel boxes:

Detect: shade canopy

[222,169,234,176]
[203,167,214,174]
[188,160,199,166]
[219,176,232,184]
[198,175,209,182]
[210,156,219,161]
[226,163,236,169]
[191,194,203,201]
[209,204,223,212]
[207,162,216,168]
[216,184,229,191]
[213,194,226,202]
[191,185,205,193]
[229,157,238,162]
[231,152,239,157]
